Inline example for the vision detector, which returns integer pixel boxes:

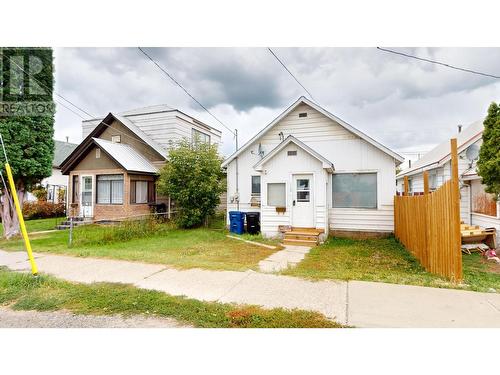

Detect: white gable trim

[111,113,167,158]
[253,135,335,173]
[222,96,404,168]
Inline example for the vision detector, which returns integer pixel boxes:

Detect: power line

[267,47,316,100]
[137,47,236,137]
[377,47,500,79]
[55,99,87,120]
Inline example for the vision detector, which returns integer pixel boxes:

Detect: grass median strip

[0,268,345,328]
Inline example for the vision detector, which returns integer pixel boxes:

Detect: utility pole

[235,128,239,211]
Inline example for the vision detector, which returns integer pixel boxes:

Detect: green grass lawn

[0,220,277,272]
[0,217,64,236]
[0,268,343,328]
[282,236,500,293]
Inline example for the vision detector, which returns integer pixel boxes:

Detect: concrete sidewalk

[1,250,499,327]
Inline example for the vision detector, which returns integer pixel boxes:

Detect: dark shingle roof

[53,140,78,168]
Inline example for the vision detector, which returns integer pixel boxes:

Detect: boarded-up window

[267,183,286,206]
[332,173,377,208]
[471,180,497,217]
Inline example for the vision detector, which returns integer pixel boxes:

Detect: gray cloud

[53,47,500,158]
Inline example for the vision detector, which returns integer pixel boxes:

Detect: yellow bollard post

[4,163,38,275]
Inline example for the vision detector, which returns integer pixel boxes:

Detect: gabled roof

[396,119,484,179]
[60,137,158,175]
[253,135,335,173]
[60,112,168,174]
[107,113,167,158]
[222,96,404,168]
[93,138,158,174]
[53,140,78,168]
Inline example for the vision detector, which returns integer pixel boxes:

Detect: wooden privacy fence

[394,139,462,281]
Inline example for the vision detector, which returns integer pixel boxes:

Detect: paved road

[1,249,499,327]
[0,307,188,328]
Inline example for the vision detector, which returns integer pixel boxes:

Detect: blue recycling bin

[229,211,245,235]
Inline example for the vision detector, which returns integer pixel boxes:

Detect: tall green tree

[477,102,500,200]
[0,48,54,238]
[157,139,224,228]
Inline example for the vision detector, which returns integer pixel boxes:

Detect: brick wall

[67,168,153,221]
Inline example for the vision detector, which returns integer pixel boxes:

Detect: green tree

[157,139,224,228]
[477,102,500,200]
[0,48,54,238]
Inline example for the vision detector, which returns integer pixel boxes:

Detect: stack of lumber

[460,222,497,251]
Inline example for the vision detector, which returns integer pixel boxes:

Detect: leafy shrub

[30,186,48,201]
[157,139,224,228]
[23,201,65,220]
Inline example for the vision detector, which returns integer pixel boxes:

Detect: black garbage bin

[245,212,260,235]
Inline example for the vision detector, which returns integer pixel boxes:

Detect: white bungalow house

[222,96,404,239]
[396,120,500,241]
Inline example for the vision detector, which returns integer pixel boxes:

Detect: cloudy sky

[54,47,500,160]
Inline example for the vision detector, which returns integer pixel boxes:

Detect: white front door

[80,175,93,218]
[292,174,314,227]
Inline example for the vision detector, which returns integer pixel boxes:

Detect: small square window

[111,135,121,143]
[287,150,297,156]
[95,148,101,158]
[299,112,307,118]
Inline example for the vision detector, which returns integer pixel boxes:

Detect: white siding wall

[82,111,222,153]
[226,103,398,236]
[396,139,486,226]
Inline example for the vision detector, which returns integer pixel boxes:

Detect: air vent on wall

[298,112,307,118]
[287,150,297,156]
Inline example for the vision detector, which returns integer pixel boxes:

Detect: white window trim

[266,181,287,207]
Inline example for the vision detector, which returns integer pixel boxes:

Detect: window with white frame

[332,173,377,208]
[192,129,210,145]
[267,183,286,206]
[251,176,261,196]
[97,174,124,204]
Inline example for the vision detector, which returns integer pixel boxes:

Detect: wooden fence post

[403,176,409,196]
[450,138,463,281]
[423,171,429,195]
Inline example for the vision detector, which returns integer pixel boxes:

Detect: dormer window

[111,135,121,143]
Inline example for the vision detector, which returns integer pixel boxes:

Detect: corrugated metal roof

[93,138,158,174]
[397,119,484,178]
[53,140,78,167]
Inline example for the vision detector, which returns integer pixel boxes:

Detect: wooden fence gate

[394,139,462,281]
